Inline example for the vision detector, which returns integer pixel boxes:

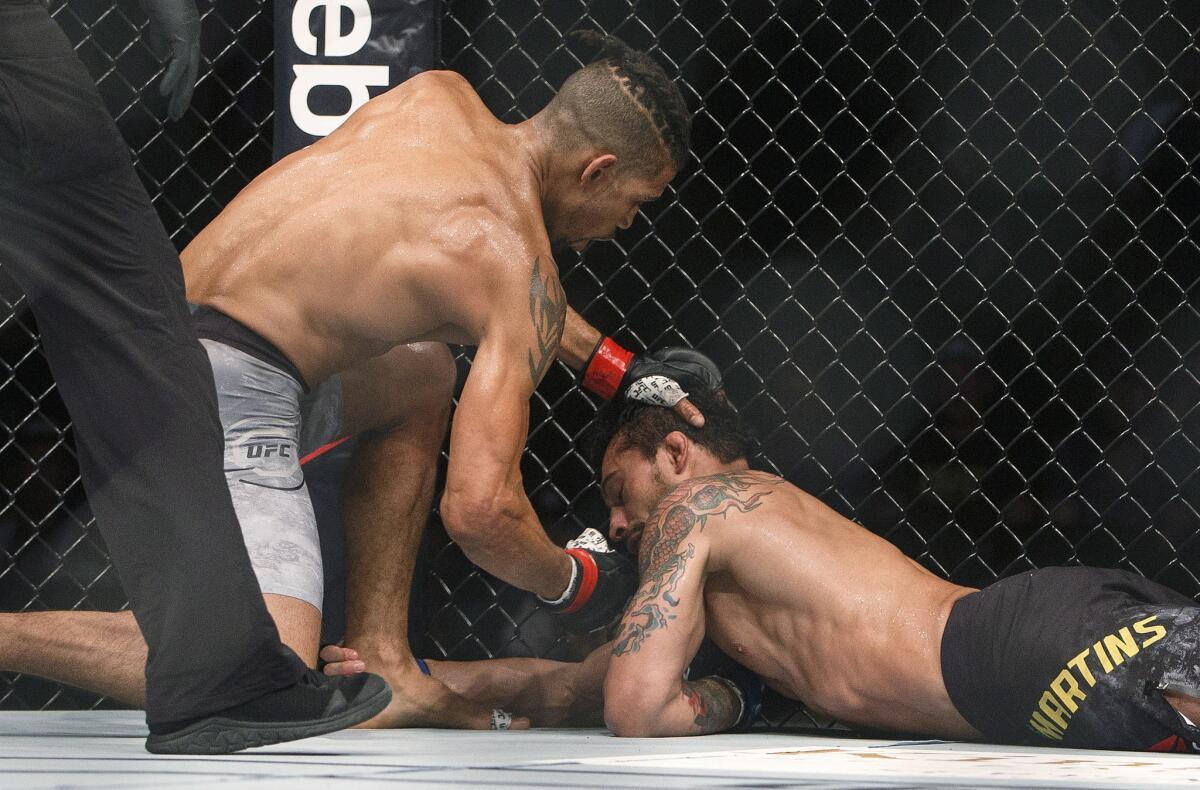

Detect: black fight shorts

[941,566,1200,752]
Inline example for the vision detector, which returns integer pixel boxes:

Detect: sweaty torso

[182,71,545,384]
[700,473,980,739]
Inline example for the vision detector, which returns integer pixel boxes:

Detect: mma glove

[705,663,765,733]
[538,528,639,633]
[581,337,722,403]
[138,0,202,120]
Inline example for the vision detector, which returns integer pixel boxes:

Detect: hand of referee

[137,0,201,121]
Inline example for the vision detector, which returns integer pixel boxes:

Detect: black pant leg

[0,1,305,724]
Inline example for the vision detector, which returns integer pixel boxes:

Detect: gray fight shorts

[200,339,343,612]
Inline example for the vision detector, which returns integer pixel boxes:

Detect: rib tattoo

[611,472,779,656]
[527,256,567,386]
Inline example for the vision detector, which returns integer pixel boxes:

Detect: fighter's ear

[661,430,690,474]
[581,154,618,184]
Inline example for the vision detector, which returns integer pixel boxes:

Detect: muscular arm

[439,255,574,599]
[427,644,610,727]
[557,307,603,370]
[556,305,708,428]
[604,474,776,736]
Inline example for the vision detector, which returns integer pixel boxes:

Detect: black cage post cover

[274,0,439,156]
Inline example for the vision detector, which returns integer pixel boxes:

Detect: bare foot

[366,664,532,729]
[320,646,529,730]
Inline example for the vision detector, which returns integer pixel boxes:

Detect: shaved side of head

[539,31,691,176]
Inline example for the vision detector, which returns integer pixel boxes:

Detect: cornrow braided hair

[571,30,691,170]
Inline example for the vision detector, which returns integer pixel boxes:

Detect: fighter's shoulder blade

[439,208,556,291]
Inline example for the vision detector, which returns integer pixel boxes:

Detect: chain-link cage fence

[1,0,1198,729]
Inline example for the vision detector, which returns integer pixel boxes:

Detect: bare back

[183,71,548,384]
[699,472,979,738]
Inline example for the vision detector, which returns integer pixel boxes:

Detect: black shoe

[144,670,391,755]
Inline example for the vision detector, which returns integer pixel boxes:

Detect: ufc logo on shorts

[245,444,293,459]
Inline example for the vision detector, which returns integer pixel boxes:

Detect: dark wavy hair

[539,31,691,175]
[588,388,755,473]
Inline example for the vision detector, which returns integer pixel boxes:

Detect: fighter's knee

[353,343,455,435]
[263,593,322,667]
[408,342,457,409]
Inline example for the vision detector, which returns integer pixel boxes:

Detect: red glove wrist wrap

[561,548,600,614]
[582,337,634,400]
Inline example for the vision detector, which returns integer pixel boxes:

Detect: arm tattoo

[638,473,775,576]
[527,256,567,387]
[610,544,694,656]
[682,677,742,733]
[611,472,779,656]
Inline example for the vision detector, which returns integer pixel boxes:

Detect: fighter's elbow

[604,680,666,738]
[605,712,653,737]
[439,489,518,549]
[604,705,662,738]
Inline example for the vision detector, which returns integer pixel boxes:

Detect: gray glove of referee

[137,0,201,120]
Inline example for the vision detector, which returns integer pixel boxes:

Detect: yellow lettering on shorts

[1050,668,1087,712]
[1025,614,1171,739]
[1066,649,1096,686]
[1039,691,1071,729]
[1133,615,1167,648]
[1029,710,1065,740]
[1103,627,1140,666]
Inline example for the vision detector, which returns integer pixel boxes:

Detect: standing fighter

[0,0,388,754]
[0,32,717,729]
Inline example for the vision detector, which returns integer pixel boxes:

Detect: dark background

[1,0,1197,727]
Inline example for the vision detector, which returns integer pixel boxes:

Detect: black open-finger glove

[625,346,723,395]
[581,338,723,401]
[539,528,640,633]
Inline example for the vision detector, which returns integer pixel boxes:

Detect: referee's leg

[0,1,306,726]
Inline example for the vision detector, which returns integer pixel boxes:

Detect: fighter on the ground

[329,388,1200,752]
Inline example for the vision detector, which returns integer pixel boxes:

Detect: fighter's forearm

[556,306,603,370]
[442,485,574,600]
[442,333,576,600]
[426,655,605,727]
[555,307,712,429]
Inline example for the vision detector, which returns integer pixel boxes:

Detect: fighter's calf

[336,344,502,727]
[339,342,456,665]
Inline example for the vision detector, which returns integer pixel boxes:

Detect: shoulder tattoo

[612,472,780,657]
[638,472,778,576]
[527,256,567,387]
